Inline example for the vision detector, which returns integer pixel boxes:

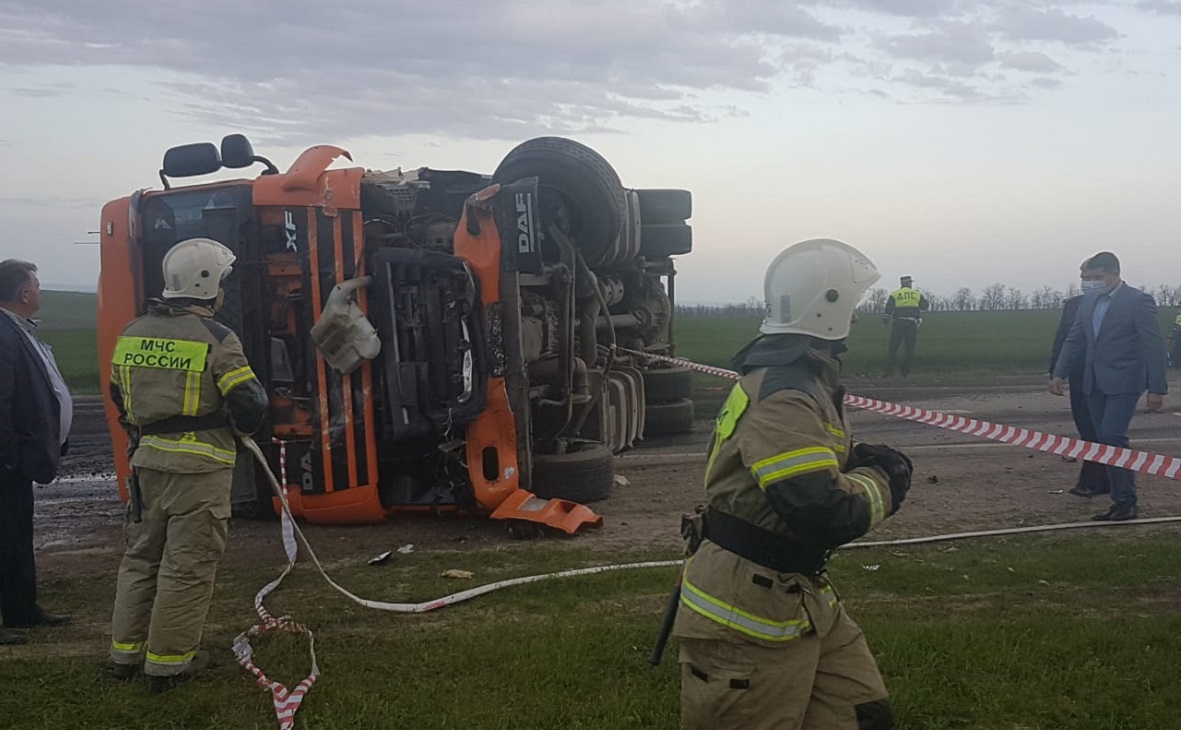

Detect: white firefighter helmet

[161,238,236,300]
[759,238,880,339]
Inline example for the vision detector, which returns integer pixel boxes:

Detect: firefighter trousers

[109,466,232,676]
[679,602,893,730]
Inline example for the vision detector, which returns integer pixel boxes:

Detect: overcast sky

[2,0,1180,303]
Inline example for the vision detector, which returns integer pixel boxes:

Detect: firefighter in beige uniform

[674,239,913,729]
[106,238,267,690]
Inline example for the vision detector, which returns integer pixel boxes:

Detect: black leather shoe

[1093,504,1138,521]
[5,611,72,629]
[0,628,28,646]
[1069,485,1110,498]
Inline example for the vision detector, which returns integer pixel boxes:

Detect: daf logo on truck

[515,192,536,255]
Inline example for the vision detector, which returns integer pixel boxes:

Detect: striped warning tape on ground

[230,437,318,730]
[615,346,1181,481]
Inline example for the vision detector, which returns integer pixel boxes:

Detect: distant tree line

[677,285,1181,317]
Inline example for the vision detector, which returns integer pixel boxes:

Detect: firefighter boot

[147,650,211,693]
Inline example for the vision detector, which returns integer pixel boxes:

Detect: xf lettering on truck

[284,210,298,252]
[515,193,536,255]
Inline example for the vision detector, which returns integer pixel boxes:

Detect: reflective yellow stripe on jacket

[680,576,811,642]
[847,472,888,527]
[182,371,201,416]
[825,423,846,453]
[138,434,237,467]
[216,365,256,395]
[750,447,839,489]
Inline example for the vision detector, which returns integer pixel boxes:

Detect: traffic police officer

[673,239,912,729]
[884,275,929,377]
[106,238,268,691]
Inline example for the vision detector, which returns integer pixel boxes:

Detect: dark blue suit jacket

[0,312,63,484]
[1052,284,1168,396]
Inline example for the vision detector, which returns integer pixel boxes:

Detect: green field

[37,290,1181,396]
[5,534,1181,729]
[678,307,1180,377]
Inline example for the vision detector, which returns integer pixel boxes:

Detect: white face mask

[1080,280,1105,296]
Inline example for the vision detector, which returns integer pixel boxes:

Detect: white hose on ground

[241,437,1181,613]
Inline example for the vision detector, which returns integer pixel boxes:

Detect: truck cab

[97,134,694,532]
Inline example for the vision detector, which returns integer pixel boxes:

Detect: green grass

[35,289,1181,396]
[6,532,1181,729]
[37,290,98,330]
[678,307,1181,378]
[40,328,100,394]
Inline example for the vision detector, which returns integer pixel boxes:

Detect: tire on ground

[636,189,692,224]
[493,137,627,269]
[642,366,694,403]
[530,443,616,503]
[640,223,692,258]
[643,398,695,437]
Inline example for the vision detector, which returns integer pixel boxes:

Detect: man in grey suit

[1050,252,1168,521]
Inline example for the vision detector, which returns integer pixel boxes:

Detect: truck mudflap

[489,489,603,535]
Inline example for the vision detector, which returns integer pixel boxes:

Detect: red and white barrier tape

[231,438,317,730]
[616,346,1181,481]
[237,437,679,728]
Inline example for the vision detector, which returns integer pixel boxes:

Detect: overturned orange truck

[97,135,695,532]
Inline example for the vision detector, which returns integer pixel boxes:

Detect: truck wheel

[636,189,692,224]
[642,367,694,403]
[493,137,627,269]
[643,398,695,437]
[530,443,616,504]
[640,223,692,258]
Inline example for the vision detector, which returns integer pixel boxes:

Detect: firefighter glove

[851,442,912,510]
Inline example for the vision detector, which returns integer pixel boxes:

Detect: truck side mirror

[160,142,222,189]
[221,134,280,175]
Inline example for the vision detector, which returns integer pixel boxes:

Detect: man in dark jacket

[1051,252,1168,521]
[0,260,73,646]
[1049,294,1110,497]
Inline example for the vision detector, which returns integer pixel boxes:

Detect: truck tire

[640,223,692,258]
[643,398,695,437]
[642,367,694,403]
[636,189,692,224]
[530,443,616,503]
[493,137,627,269]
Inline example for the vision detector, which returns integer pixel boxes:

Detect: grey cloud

[2,196,107,209]
[7,87,63,98]
[2,0,837,141]
[1029,77,1062,89]
[822,0,950,18]
[992,7,1120,44]
[1000,51,1065,73]
[879,23,995,67]
[0,0,1151,142]
[894,70,997,101]
[1138,1,1181,16]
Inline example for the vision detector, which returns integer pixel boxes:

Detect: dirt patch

[40,380,1181,579]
